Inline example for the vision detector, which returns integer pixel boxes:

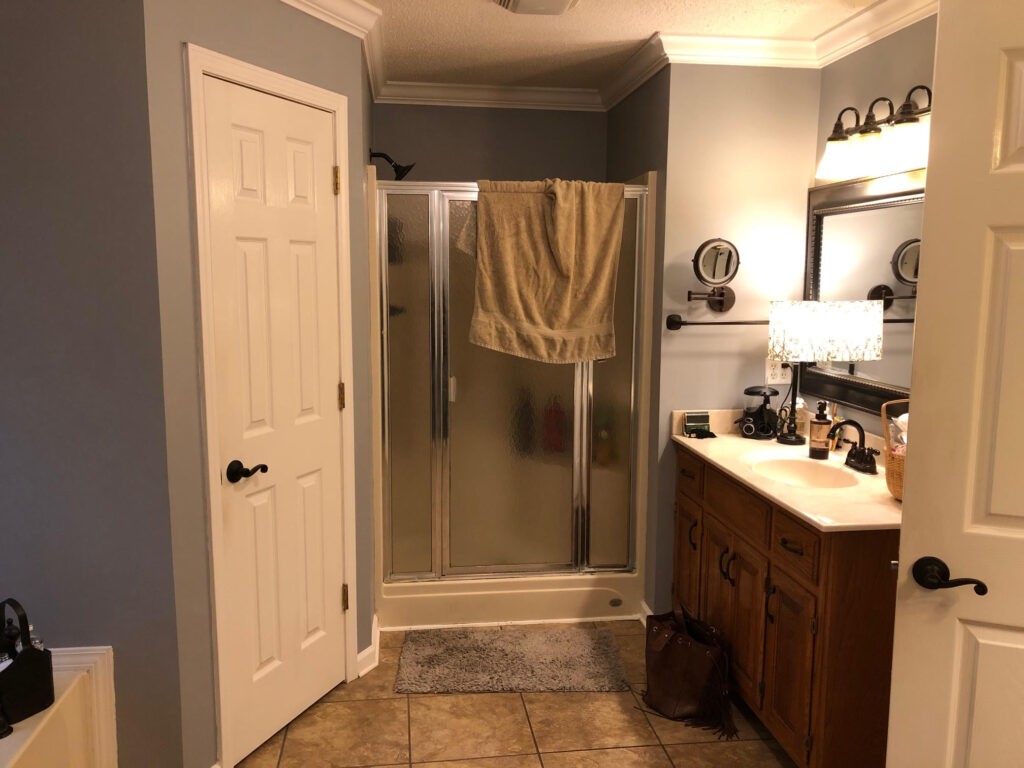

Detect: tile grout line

[406,694,413,767]
[519,692,544,766]
[275,724,288,768]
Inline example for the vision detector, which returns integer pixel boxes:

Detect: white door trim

[184,43,359,761]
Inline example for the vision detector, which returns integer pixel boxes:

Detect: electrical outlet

[765,358,791,386]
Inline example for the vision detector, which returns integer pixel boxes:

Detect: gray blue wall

[605,68,671,613]
[650,64,822,612]
[371,103,607,181]
[142,0,373,764]
[0,0,182,764]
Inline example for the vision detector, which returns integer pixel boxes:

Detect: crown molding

[286,0,937,112]
[280,0,381,39]
[375,81,605,111]
[814,0,938,67]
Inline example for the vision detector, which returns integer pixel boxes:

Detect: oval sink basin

[750,459,858,489]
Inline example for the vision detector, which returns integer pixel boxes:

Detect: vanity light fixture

[768,301,884,445]
[816,86,933,182]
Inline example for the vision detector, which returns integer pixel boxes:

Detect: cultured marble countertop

[671,433,902,532]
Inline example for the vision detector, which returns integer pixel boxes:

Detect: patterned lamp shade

[768,300,883,363]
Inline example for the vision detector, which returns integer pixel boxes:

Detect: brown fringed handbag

[643,604,737,738]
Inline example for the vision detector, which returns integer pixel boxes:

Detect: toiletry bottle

[808,400,832,460]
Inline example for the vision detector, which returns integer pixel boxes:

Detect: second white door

[201,73,349,765]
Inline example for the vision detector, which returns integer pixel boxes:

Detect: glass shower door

[444,197,577,573]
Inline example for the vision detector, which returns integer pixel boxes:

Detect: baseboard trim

[356,614,380,677]
[50,646,116,768]
[383,613,647,632]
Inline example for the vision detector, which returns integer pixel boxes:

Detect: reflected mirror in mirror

[803,170,925,412]
[693,238,740,286]
[892,238,921,285]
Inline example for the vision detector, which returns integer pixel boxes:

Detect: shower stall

[374,181,651,626]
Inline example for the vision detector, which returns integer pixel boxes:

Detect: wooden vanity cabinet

[672,443,899,768]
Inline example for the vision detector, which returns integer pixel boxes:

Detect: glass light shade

[883,114,931,174]
[768,300,883,363]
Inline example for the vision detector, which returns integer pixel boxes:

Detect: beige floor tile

[323,648,402,701]
[663,739,796,767]
[594,619,647,636]
[637,691,764,744]
[614,634,647,685]
[409,693,536,763]
[415,756,542,767]
[541,746,672,767]
[237,728,284,768]
[380,630,406,648]
[279,698,409,768]
[524,692,657,753]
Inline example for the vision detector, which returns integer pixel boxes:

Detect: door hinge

[338,381,345,410]
[805,734,813,756]
[333,165,341,196]
[758,680,765,700]
[810,615,818,635]
[341,583,350,612]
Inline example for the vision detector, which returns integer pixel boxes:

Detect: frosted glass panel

[589,197,637,567]
[386,194,434,575]
[446,200,575,570]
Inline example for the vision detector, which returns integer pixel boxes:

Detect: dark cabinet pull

[226,460,269,484]
[912,556,988,596]
[679,467,696,480]
[779,537,805,556]
[765,583,777,623]
[687,519,699,551]
[725,553,737,586]
[718,547,731,580]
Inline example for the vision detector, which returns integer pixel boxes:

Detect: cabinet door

[763,567,816,766]
[699,515,733,637]
[726,536,768,706]
[674,495,702,615]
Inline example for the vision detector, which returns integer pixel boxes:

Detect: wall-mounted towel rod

[666,314,915,330]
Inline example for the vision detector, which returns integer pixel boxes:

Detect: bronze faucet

[827,419,880,474]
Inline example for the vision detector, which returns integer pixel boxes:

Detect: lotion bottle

[808,400,832,460]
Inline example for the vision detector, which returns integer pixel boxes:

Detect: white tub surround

[671,432,901,531]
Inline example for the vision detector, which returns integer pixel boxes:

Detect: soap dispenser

[808,401,832,460]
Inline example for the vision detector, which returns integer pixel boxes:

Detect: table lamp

[767,300,884,445]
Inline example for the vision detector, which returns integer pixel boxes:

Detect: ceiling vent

[494,0,580,15]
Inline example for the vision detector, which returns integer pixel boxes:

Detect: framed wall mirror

[801,169,926,413]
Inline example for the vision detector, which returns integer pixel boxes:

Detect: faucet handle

[866,447,880,456]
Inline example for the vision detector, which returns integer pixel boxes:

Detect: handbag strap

[0,598,32,648]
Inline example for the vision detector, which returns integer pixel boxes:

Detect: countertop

[672,433,902,532]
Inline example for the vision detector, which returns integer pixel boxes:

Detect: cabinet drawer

[705,467,770,547]
[675,447,705,500]
[772,511,822,585]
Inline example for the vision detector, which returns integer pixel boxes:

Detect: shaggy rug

[394,626,629,693]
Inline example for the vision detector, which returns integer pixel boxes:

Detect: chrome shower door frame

[378,182,646,581]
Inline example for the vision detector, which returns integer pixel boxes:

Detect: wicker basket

[881,399,909,501]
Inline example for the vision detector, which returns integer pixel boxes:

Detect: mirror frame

[801,169,926,414]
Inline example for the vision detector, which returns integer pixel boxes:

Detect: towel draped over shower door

[469,179,626,363]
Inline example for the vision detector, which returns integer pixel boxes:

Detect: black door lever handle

[226,460,269,484]
[911,556,988,596]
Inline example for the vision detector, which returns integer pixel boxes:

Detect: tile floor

[239,620,796,768]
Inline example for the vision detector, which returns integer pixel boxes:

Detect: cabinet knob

[687,519,699,550]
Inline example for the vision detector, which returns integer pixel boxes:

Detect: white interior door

[200,73,349,765]
[888,1,1024,765]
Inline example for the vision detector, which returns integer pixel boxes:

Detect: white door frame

[184,43,359,761]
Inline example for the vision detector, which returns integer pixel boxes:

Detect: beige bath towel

[470,179,625,363]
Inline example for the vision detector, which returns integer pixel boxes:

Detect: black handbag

[0,598,54,727]
[643,603,737,738]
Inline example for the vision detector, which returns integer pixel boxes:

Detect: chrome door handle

[911,556,988,596]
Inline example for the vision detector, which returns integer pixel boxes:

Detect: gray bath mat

[395,626,629,693]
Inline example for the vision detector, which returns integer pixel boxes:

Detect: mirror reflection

[817,202,922,389]
[693,238,740,286]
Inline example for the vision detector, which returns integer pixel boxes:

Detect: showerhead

[370,150,416,181]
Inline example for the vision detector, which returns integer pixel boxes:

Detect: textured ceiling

[373,0,878,89]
